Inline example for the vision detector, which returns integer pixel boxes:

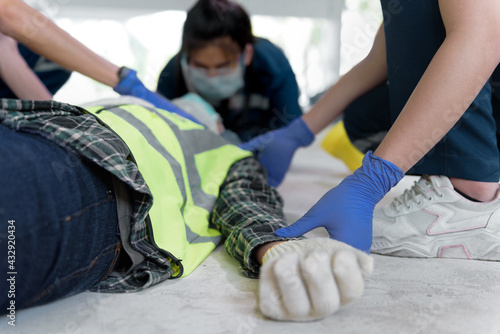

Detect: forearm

[0,0,120,86]
[0,43,52,100]
[375,1,500,172]
[303,25,388,134]
[210,157,299,276]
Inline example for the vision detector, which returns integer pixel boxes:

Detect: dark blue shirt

[157,38,302,141]
[0,44,71,98]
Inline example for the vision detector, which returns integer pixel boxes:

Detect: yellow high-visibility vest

[86,103,251,277]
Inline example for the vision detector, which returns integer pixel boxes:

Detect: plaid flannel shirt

[0,99,294,292]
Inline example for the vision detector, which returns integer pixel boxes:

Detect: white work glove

[258,238,374,321]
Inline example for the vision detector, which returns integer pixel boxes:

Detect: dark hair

[181,0,254,55]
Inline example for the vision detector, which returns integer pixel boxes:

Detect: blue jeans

[344,0,500,182]
[0,126,121,310]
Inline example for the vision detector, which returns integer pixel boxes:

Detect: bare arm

[0,0,120,87]
[0,31,52,100]
[374,0,500,172]
[303,24,388,134]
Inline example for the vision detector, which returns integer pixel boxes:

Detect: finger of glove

[274,253,311,319]
[259,259,288,320]
[299,250,340,320]
[331,250,366,306]
[354,251,374,280]
[274,217,320,238]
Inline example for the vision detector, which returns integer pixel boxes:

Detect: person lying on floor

[0,98,373,322]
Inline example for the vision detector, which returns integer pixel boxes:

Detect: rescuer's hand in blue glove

[239,117,314,187]
[114,67,201,124]
[275,152,404,252]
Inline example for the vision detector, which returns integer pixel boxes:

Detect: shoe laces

[391,176,445,212]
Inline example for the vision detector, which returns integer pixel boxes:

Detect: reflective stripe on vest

[86,103,251,276]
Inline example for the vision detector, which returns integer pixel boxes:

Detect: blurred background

[25,0,382,108]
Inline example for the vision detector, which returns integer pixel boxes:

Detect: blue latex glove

[275,151,404,252]
[239,118,314,187]
[113,67,201,124]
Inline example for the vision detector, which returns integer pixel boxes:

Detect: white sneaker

[371,175,500,261]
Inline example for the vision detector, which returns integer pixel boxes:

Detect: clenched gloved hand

[275,152,404,252]
[239,117,314,187]
[259,238,374,321]
[113,67,201,124]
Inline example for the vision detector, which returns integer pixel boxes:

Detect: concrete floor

[3,134,500,334]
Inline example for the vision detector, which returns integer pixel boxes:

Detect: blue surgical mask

[181,54,245,102]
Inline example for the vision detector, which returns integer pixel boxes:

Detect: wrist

[117,66,131,83]
[289,117,314,147]
[254,241,286,265]
[354,151,405,201]
[113,67,141,95]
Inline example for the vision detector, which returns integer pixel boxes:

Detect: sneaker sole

[372,227,500,261]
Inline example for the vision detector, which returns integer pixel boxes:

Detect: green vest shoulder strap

[86,103,251,277]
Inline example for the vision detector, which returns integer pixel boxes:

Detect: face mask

[181,54,245,102]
